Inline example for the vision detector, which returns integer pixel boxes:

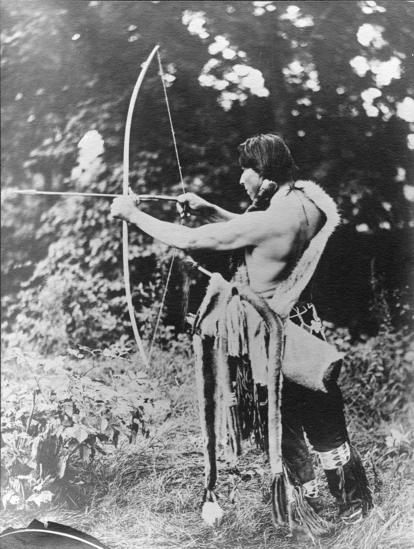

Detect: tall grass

[1,323,413,548]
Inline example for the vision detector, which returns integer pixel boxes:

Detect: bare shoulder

[266,192,304,225]
[269,189,323,229]
[237,197,304,244]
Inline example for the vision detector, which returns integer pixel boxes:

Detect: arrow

[182,257,212,278]
[7,189,178,202]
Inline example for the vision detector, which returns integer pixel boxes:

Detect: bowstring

[156,51,185,193]
[148,51,186,361]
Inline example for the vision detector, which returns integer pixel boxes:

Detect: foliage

[335,272,413,425]
[325,321,413,428]
[2,325,412,548]
[2,1,413,221]
[1,190,183,353]
[1,345,170,512]
[2,0,413,348]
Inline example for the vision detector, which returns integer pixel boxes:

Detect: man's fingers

[109,200,121,220]
[177,201,191,218]
[182,204,191,218]
[128,186,140,206]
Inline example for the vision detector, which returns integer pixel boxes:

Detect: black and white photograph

[1,1,413,548]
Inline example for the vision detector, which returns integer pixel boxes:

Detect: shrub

[1,346,170,512]
[325,323,413,427]
[1,191,183,354]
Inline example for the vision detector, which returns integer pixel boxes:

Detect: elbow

[173,228,200,251]
[176,228,217,252]
[180,236,206,252]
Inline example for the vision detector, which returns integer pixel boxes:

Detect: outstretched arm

[111,196,294,255]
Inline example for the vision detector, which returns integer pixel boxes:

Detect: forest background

[1,1,414,548]
[2,0,414,349]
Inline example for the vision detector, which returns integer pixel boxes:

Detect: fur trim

[202,490,223,526]
[268,180,341,318]
[293,180,341,228]
[194,274,287,526]
[272,472,288,526]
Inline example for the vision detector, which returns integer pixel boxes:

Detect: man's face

[240,168,262,200]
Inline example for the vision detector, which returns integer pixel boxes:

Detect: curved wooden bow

[123,45,160,368]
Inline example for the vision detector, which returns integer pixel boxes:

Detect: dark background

[1,1,413,352]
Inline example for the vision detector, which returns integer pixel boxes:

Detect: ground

[2,370,413,548]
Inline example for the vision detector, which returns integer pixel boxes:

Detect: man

[111,133,372,531]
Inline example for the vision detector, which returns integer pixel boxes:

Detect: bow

[8,47,192,364]
[123,45,160,368]
[122,46,186,368]
[9,46,185,366]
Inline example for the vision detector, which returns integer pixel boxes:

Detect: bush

[1,191,183,354]
[1,345,170,512]
[325,323,413,427]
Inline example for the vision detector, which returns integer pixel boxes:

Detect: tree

[2,1,413,350]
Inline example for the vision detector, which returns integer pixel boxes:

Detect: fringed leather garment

[193,273,288,526]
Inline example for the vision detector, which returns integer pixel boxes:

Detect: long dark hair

[238,133,297,184]
[230,134,298,275]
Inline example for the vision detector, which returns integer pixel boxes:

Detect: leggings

[281,362,348,484]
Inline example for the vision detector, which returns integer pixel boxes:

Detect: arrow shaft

[183,257,212,277]
[8,190,178,202]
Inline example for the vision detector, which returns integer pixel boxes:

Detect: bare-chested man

[111,168,322,292]
[111,133,372,527]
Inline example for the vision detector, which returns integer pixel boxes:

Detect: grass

[1,332,414,548]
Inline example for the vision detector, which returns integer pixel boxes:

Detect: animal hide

[193,273,286,525]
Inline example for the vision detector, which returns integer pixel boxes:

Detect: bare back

[245,188,325,294]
